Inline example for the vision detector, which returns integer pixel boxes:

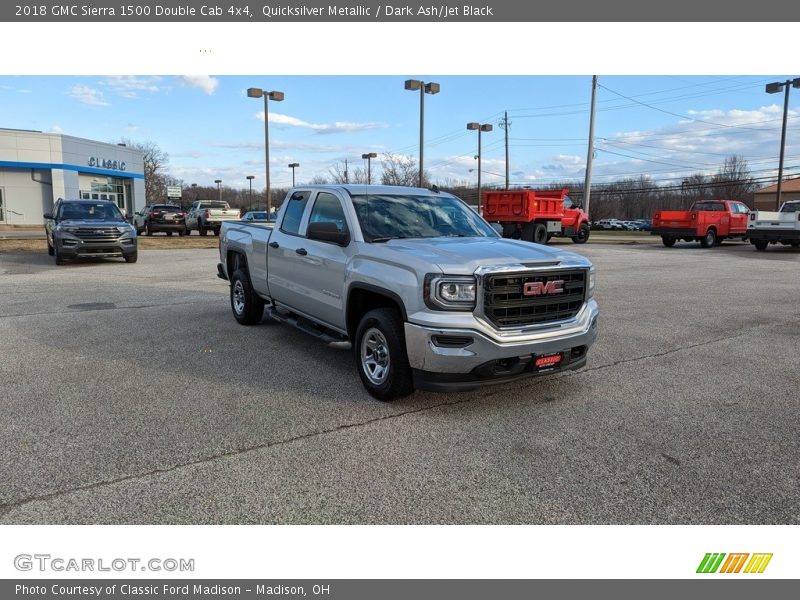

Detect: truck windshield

[351,194,498,242]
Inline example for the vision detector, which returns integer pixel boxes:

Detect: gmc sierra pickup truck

[747,200,800,250]
[186,200,240,236]
[217,185,599,400]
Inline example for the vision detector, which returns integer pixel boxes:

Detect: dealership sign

[167,186,182,198]
[88,157,126,171]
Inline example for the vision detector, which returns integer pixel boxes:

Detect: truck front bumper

[404,299,599,392]
[56,235,137,259]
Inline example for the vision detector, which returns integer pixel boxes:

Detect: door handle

[296,248,308,256]
[269,241,279,248]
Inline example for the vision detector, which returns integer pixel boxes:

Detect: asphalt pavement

[0,241,798,524]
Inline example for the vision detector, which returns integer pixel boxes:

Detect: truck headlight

[424,274,476,311]
[588,269,596,298]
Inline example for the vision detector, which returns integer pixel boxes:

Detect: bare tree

[308,174,329,185]
[120,138,170,203]
[712,155,755,203]
[328,161,368,184]
[380,153,430,187]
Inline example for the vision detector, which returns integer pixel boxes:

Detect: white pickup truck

[185,200,240,236]
[217,185,599,400]
[747,200,800,250]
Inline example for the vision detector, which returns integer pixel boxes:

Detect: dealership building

[0,128,145,226]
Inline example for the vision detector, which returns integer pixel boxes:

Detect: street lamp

[467,122,493,213]
[248,86,285,217]
[288,162,299,187]
[191,183,197,203]
[404,79,440,187]
[469,168,504,178]
[766,77,800,209]
[361,152,377,184]
[214,179,222,203]
[246,175,254,212]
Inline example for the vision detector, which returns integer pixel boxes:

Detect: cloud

[257,111,388,135]
[50,125,63,134]
[177,75,219,95]
[103,76,162,98]
[69,85,109,107]
[213,140,385,155]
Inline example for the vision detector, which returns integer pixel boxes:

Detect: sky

[2,74,799,192]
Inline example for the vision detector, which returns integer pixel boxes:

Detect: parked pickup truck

[186,200,240,236]
[217,184,599,401]
[747,200,800,251]
[652,200,750,247]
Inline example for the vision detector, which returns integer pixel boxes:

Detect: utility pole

[583,75,598,219]
[344,159,349,184]
[499,111,511,189]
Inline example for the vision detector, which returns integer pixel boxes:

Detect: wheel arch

[346,284,408,341]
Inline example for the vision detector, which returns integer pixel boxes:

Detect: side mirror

[43,213,53,220]
[307,221,350,246]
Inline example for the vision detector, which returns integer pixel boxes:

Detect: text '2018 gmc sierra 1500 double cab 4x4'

[217,185,599,401]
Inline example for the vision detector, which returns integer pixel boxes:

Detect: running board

[265,307,348,345]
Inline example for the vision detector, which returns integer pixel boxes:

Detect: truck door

[288,190,353,330]
[266,190,315,313]
[730,202,749,235]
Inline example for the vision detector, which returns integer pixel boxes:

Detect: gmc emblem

[523,280,565,296]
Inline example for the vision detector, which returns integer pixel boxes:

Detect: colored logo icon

[697,553,773,574]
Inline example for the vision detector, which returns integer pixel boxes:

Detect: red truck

[652,200,750,248]
[484,188,590,244]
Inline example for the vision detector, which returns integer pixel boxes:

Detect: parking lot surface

[0,242,798,524]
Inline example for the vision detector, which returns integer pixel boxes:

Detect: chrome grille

[483,269,586,327]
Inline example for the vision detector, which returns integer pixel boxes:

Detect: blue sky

[2,75,798,191]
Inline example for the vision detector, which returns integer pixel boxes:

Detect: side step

[265,307,348,345]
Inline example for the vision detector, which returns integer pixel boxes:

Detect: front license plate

[535,353,562,369]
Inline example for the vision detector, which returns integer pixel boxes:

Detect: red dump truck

[652,200,750,248]
[484,188,590,244]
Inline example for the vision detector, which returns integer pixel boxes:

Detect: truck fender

[346,283,408,340]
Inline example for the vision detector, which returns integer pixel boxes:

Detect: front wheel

[230,269,264,325]
[199,226,207,236]
[354,308,414,401]
[124,252,138,263]
[753,239,768,251]
[661,236,676,247]
[47,240,55,256]
[572,223,590,244]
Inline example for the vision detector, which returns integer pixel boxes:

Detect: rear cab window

[280,190,312,235]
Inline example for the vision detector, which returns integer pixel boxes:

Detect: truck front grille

[73,228,121,242]
[483,269,586,327]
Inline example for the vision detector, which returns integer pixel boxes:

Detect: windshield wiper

[369,236,406,243]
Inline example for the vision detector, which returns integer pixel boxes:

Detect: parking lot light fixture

[405,79,440,187]
[248,86,284,217]
[214,179,222,202]
[766,77,800,209]
[467,122,493,213]
[288,163,299,187]
[361,152,377,184]
[246,175,255,212]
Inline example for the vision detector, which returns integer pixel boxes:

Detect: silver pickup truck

[217,184,599,400]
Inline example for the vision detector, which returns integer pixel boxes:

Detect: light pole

[404,79,440,187]
[469,168,504,178]
[467,122,493,214]
[214,179,222,203]
[766,77,800,210]
[246,175,254,212]
[361,152,377,184]
[191,183,197,204]
[288,162,299,187]
[247,86,285,217]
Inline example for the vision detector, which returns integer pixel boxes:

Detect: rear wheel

[213,228,220,236]
[230,269,264,325]
[199,226,208,236]
[700,228,716,248]
[661,236,676,247]
[532,223,547,244]
[146,224,153,236]
[354,308,414,401]
[166,231,173,237]
[753,239,768,251]
[572,223,590,244]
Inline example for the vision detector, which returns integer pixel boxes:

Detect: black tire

[213,228,220,237]
[124,252,138,263]
[178,229,185,237]
[54,244,65,265]
[753,239,768,251]
[230,269,264,325]
[790,241,800,248]
[199,227,207,236]
[662,236,676,247]
[572,223,590,244]
[184,228,191,236]
[532,223,548,244]
[146,224,153,236]
[166,231,173,237]
[700,228,716,248]
[47,240,54,256]
[354,307,414,401]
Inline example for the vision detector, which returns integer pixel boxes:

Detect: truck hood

[377,236,591,274]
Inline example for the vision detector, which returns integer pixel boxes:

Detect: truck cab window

[281,191,311,235]
[308,192,348,234]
